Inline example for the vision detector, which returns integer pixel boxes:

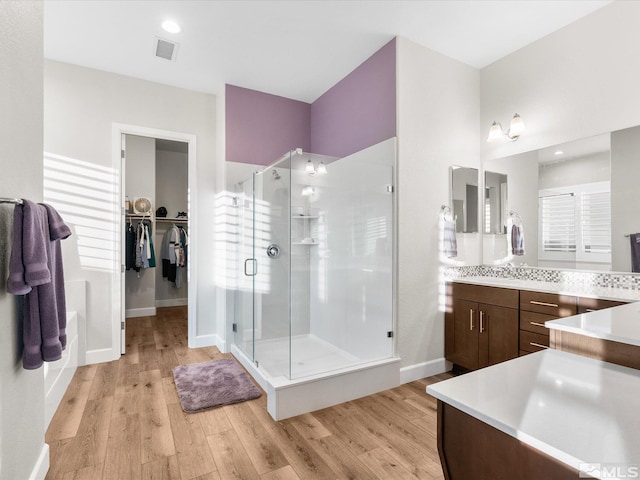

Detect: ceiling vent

[154,37,178,61]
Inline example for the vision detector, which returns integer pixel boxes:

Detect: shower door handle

[244,258,257,276]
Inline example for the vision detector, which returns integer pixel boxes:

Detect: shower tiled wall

[444,265,640,291]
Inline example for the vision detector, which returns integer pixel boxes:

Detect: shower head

[272,169,281,180]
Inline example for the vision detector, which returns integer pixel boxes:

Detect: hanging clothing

[125,222,138,271]
[161,224,187,288]
[7,200,71,370]
[134,220,155,270]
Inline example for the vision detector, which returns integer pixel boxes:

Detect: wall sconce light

[487,113,526,142]
[305,159,327,176]
[301,185,315,196]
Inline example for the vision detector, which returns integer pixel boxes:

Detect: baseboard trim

[189,333,220,349]
[86,347,119,365]
[400,357,451,384]
[29,443,49,480]
[155,298,188,308]
[125,307,157,318]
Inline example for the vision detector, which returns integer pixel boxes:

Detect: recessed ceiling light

[554,150,564,155]
[162,20,181,34]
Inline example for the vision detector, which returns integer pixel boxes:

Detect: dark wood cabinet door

[450,298,479,370]
[478,303,519,368]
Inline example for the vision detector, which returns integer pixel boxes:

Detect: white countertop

[546,301,640,347]
[451,276,640,302]
[427,349,640,475]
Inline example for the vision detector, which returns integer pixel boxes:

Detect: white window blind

[540,193,576,252]
[539,182,611,265]
[581,190,611,254]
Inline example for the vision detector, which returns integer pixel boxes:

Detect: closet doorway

[114,124,196,356]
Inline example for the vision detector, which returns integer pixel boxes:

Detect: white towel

[443,219,458,258]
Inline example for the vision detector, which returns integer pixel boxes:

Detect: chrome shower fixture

[272,169,281,180]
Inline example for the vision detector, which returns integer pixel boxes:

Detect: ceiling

[44,0,612,104]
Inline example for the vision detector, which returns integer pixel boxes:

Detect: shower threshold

[231,337,400,420]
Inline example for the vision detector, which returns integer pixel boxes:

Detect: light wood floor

[45,306,451,480]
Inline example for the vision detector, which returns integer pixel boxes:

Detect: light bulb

[305,159,315,175]
[162,20,181,34]
[317,162,327,175]
[487,122,503,142]
[509,113,526,137]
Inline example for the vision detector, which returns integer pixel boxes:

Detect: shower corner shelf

[292,241,319,245]
[292,215,318,219]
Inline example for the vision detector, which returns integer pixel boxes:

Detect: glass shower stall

[233,142,395,381]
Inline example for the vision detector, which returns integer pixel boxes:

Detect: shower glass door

[235,173,257,362]
[252,154,292,378]
[235,153,292,378]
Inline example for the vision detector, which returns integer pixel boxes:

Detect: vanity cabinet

[446,283,519,371]
[577,297,627,313]
[519,291,577,356]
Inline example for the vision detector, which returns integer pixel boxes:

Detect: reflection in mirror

[484,171,508,234]
[450,166,478,233]
[482,131,636,271]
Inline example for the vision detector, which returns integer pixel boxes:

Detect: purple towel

[511,224,525,256]
[7,199,51,294]
[7,200,71,369]
[630,233,640,273]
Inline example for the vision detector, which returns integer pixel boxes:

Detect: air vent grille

[155,37,178,61]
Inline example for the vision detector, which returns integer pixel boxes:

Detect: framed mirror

[484,171,508,234]
[450,166,478,233]
[482,124,640,272]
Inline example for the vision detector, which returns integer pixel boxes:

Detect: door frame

[113,123,197,355]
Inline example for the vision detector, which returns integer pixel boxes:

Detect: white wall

[396,37,481,377]
[155,148,188,217]
[44,60,217,361]
[481,1,640,164]
[538,152,609,190]
[0,1,49,478]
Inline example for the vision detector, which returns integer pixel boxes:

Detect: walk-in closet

[124,134,189,318]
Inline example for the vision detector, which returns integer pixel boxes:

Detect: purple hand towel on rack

[630,233,640,273]
[511,224,525,256]
[7,199,50,294]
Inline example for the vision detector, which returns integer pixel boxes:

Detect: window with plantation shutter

[540,193,576,253]
[538,182,611,265]
[581,190,611,254]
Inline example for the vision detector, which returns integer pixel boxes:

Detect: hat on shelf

[156,206,167,217]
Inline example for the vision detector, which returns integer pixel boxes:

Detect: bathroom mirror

[482,124,640,272]
[450,166,478,233]
[484,171,508,234]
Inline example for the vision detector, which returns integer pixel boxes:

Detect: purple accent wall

[225,84,311,165]
[310,38,396,158]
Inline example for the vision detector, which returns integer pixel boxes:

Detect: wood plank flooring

[45,306,451,480]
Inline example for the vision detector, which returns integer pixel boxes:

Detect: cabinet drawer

[519,311,554,336]
[449,282,519,309]
[520,330,550,353]
[520,290,577,317]
[577,297,628,314]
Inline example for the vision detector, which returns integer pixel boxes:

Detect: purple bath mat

[172,358,261,413]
